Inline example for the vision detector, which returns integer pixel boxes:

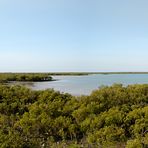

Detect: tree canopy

[0,84,148,147]
[0,73,52,83]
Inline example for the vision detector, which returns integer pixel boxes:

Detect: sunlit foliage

[0,84,148,147]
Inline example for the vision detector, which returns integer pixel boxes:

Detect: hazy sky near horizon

[0,0,148,72]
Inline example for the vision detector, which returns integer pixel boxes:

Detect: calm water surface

[29,74,148,95]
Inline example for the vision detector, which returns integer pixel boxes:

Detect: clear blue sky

[0,0,148,72]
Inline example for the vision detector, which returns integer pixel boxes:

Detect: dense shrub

[0,73,52,83]
[0,84,148,147]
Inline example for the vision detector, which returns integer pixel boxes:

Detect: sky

[0,0,148,72]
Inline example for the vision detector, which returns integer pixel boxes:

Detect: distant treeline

[48,72,148,75]
[97,72,148,74]
[1,72,148,83]
[48,72,90,76]
[0,73,52,83]
[0,84,148,147]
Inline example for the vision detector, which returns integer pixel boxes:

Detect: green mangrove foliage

[48,72,148,76]
[0,73,52,83]
[0,84,148,147]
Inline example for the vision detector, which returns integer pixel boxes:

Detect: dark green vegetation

[0,73,52,83]
[48,72,90,76]
[1,72,148,83]
[48,72,148,75]
[0,84,148,148]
